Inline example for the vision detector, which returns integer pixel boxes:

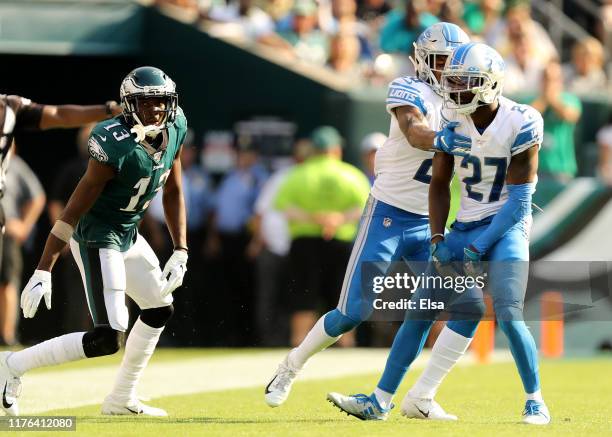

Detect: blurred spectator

[487,0,556,66]
[257,0,294,22]
[206,141,268,345]
[356,0,392,23]
[379,0,438,55]
[563,37,608,95]
[503,31,545,96]
[328,30,363,77]
[596,117,612,186]
[462,0,504,37]
[279,0,330,65]
[48,124,95,334]
[438,0,466,26]
[275,126,370,346]
[249,139,313,346]
[360,131,387,184]
[0,152,45,345]
[208,0,276,40]
[527,62,582,183]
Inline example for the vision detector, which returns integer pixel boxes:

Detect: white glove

[160,250,188,298]
[21,270,52,318]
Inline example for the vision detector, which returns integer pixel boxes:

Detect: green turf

[16,357,612,437]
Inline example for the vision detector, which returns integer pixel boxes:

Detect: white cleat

[522,400,551,425]
[264,354,300,407]
[0,352,21,416]
[101,396,168,417]
[327,392,392,421]
[401,395,457,421]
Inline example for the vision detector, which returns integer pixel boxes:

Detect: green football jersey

[74,108,188,251]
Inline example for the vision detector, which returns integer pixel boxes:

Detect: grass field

[2,349,611,436]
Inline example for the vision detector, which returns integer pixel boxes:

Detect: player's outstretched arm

[394,106,437,151]
[21,159,114,318]
[429,152,454,243]
[468,145,539,255]
[38,102,122,130]
[160,147,188,298]
[394,106,471,155]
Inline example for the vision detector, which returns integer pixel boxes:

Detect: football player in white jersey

[264,22,471,410]
[328,42,550,425]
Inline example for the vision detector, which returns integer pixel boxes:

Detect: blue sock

[446,320,479,338]
[498,320,540,394]
[377,320,433,394]
[323,309,360,337]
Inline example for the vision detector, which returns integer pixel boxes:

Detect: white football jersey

[443,96,544,223]
[371,76,442,216]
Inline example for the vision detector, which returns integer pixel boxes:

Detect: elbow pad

[472,183,534,254]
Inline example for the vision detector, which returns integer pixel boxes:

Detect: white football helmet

[410,22,470,95]
[441,42,505,115]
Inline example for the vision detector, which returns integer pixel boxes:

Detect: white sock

[7,332,86,376]
[526,390,543,402]
[108,318,163,403]
[288,316,340,370]
[409,326,472,399]
[373,387,394,410]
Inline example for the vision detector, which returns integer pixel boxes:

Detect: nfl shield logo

[153,151,163,162]
[383,217,392,227]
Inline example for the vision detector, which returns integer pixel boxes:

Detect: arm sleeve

[471,183,535,254]
[9,95,44,132]
[386,77,429,116]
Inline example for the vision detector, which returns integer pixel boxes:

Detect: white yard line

[19,349,512,414]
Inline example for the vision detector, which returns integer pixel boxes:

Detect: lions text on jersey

[371,77,443,216]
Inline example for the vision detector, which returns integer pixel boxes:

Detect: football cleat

[101,396,167,417]
[264,355,299,407]
[522,400,551,425]
[0,352,21,416]
[327,392,393,421]
[401,395,457,421]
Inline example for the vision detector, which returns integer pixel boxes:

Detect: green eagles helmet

[119,66,178,139]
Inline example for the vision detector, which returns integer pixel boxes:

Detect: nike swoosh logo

[3,383,13,409]
[31,282,42,291]
[98,135,107,142]
[153,165,164,170]
[126,406,143,414]
[416,406,429,418]
[264,378,276,394]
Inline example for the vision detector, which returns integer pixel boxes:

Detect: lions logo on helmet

[441,43,505,115]
[410,22,470,95]
[120,66,178,142]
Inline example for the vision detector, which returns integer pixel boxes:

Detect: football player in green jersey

[0,67,188,417]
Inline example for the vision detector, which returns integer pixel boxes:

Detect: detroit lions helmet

[441,42,505,114]
[410,22,470,95]
[120,66,178,140]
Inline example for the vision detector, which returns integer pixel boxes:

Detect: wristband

[430,233,445,242]
[51,220,74,243]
